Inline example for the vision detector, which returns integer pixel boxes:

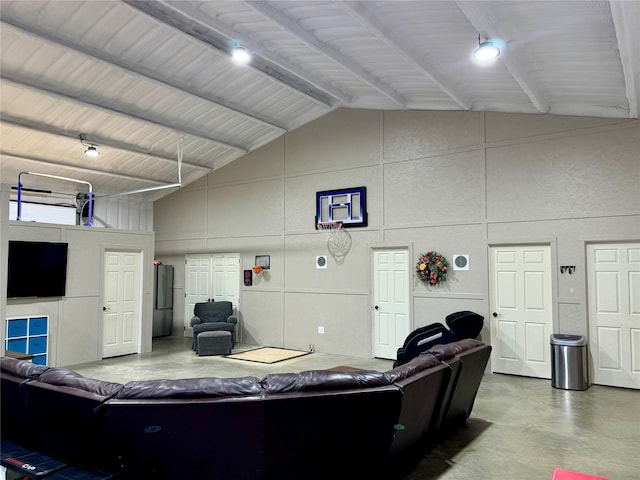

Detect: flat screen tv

[7,241,68,298]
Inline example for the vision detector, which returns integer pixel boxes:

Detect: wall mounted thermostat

[453,255,469,271]
[316,256,328,269]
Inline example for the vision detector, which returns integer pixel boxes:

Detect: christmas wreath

[416,251,449,285]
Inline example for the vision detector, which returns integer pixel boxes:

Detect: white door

[211,254,240,307]
[373,249,410,359]
[103,250,141,358]
[184,254,240,335]
[184,255,212,335]
[587,242,640,389]
[490,245,553,378]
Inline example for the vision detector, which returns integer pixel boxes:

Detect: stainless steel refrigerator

[152,264,174,337]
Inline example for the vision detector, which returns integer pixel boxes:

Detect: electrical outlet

[318,326,324,334]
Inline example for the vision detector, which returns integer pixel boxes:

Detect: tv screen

[7,241,68,298]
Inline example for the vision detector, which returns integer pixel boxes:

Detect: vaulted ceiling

[1,1,638,203]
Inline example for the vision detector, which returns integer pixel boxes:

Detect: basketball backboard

[315,186,367,228]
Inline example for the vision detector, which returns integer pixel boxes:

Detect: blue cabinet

[5,316,48,365]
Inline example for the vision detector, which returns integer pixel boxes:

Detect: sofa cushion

[1,356,48,379]
[118,376,262,399]
[38,368,123,398]
[263,369,390,394]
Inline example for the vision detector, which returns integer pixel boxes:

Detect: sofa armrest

[190,315,202,327]
[228,315,238,326]
[192,322,235,335]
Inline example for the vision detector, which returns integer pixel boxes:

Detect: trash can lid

[550,333,587,346]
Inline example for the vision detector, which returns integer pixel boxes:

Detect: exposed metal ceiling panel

[1,0,638,203]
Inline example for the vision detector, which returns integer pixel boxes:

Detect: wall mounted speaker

[453,254,469,270]
[316,256,328,269]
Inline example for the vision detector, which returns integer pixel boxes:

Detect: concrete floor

[69,336,639,480]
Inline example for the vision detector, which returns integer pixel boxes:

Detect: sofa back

[1,341,492,480]
[105,376,264,480]
[194,301,233,323]
[260,370,402,480]
[23,367,123,472]
[0,357,48,446]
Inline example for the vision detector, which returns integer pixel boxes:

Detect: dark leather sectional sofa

[1,339,491,480]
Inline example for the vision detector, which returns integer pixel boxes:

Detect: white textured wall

[154,109,640,357]
[3,221,155,367]
[91,197,154,231]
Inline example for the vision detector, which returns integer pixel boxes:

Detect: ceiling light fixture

[84,145,100,158]
[79,134,100,158]
[473,36,501,63]
[231,44,251,65]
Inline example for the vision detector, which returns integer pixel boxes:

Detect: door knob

[374,305,379,310]
[103,306,111,312]
[492,312,500,317]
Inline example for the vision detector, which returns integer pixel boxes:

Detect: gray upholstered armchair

[190,301,238,351]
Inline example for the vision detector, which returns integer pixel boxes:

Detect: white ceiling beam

[0,19,287,133]
[342,1,470,110]
[1,114,211,172]
[1,74,248,153]
[455,0,549,114]
[1,152,173,186]
[247,0,406,107]
[609,0,640,118]
[124,0,346,107]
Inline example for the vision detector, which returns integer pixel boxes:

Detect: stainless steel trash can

[550,334,588,390]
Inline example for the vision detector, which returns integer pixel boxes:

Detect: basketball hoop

[317,221,342,233]
[252,265,263,275]
[316,221,352,265]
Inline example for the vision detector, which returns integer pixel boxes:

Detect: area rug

[226,347,310,364]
